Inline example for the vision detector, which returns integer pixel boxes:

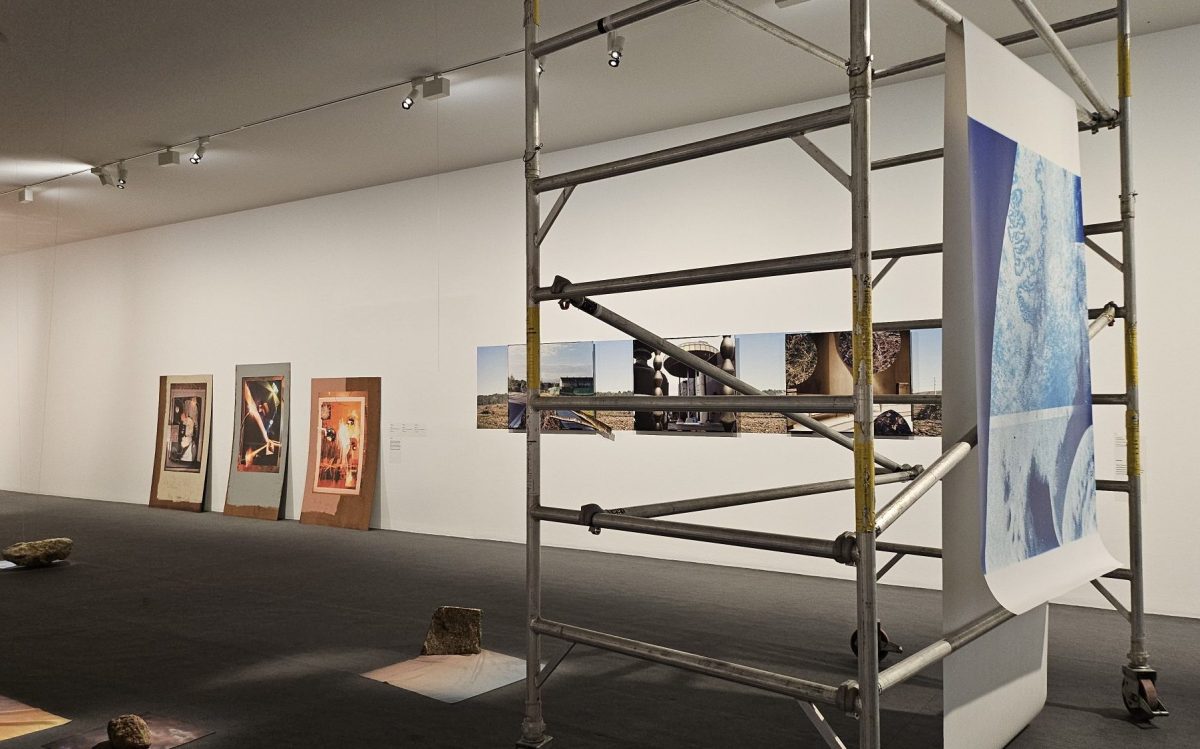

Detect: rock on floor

[421,606,482,656]
[2,537,73,568]
[107,713,152,749]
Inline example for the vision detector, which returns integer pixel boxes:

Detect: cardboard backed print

[314,395,367,494]
[300,377,381,531]
[632,335,738,435]
[784,329,936,438]
[164,383,207,472]
[150,374,213,511]
[225,363,291,521]
[0,694,69,741]
[237,376,284,472]
[476,346,508,429]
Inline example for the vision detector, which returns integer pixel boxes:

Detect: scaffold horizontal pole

[616,469,919,519]
[534,243,942,300]
[531,618,844,705]
[531,0,694,58]
[875,8,1118,80]
[532,506,852,560]
[875,607,1015,692]
[534,105,852,193]
[531,394,853,413]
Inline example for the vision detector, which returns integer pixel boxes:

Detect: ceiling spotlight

[91,166,114,187]
[607,33,624,67]
[190,136,209,164]
[401,82,418,110]
[158,148,181,167]
[423,74,450,100]
[18,187,33,204]
[116,161,127,188]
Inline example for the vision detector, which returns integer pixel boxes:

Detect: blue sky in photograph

[595,339,633,392]
[735,332,785,391]
[542,341,594,381]
[910,328,942,392]
[477,345,508,395]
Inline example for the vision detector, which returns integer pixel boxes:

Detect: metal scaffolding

[517,0,1165,746]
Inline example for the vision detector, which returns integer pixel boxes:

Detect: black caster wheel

[1122,666,1168,721]
[851,623,903,663]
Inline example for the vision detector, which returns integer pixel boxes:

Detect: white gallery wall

[2,25,1197,618]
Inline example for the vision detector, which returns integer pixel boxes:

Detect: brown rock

[421,606,482,656]
[107,714,151,749]
[2,537,72,568]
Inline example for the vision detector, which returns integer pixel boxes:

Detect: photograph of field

[476,345,508,429]
[909,328,943,436]
[734,333,787,434]
[594,339,634,431]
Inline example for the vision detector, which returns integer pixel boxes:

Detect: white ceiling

[1,0,1197,255]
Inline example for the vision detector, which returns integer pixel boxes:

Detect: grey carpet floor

[0,490,1195,748]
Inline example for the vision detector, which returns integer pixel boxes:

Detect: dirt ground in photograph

[737,415,788,434]
[476,404,507,429]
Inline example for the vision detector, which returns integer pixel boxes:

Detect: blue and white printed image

[970,118,1097,573]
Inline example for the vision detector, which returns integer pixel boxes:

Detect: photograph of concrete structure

[785,330,916,437]
[632,335,738,434]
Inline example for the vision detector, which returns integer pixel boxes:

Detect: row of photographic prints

[476,328,942,438]
[161,376,365,496]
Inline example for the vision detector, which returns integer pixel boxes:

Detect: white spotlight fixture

[190,136,209,164]
[423,74,450,100]
[18,186,33,204]
[401,82,419,110]
[607,33,624,67]
[91,166,114,187]
[116,161,128,188]
[158,148,181,167]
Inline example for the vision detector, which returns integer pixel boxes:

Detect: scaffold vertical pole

[1117,0,1149,676]
[849,0,880,746]
[519,0,549,745]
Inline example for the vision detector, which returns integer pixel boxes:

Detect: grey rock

[107,714,151,749]
[2,537,72,568]
[421,606,482,656]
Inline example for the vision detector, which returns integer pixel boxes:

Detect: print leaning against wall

[300,377,381,531]
[150,374,214,511]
